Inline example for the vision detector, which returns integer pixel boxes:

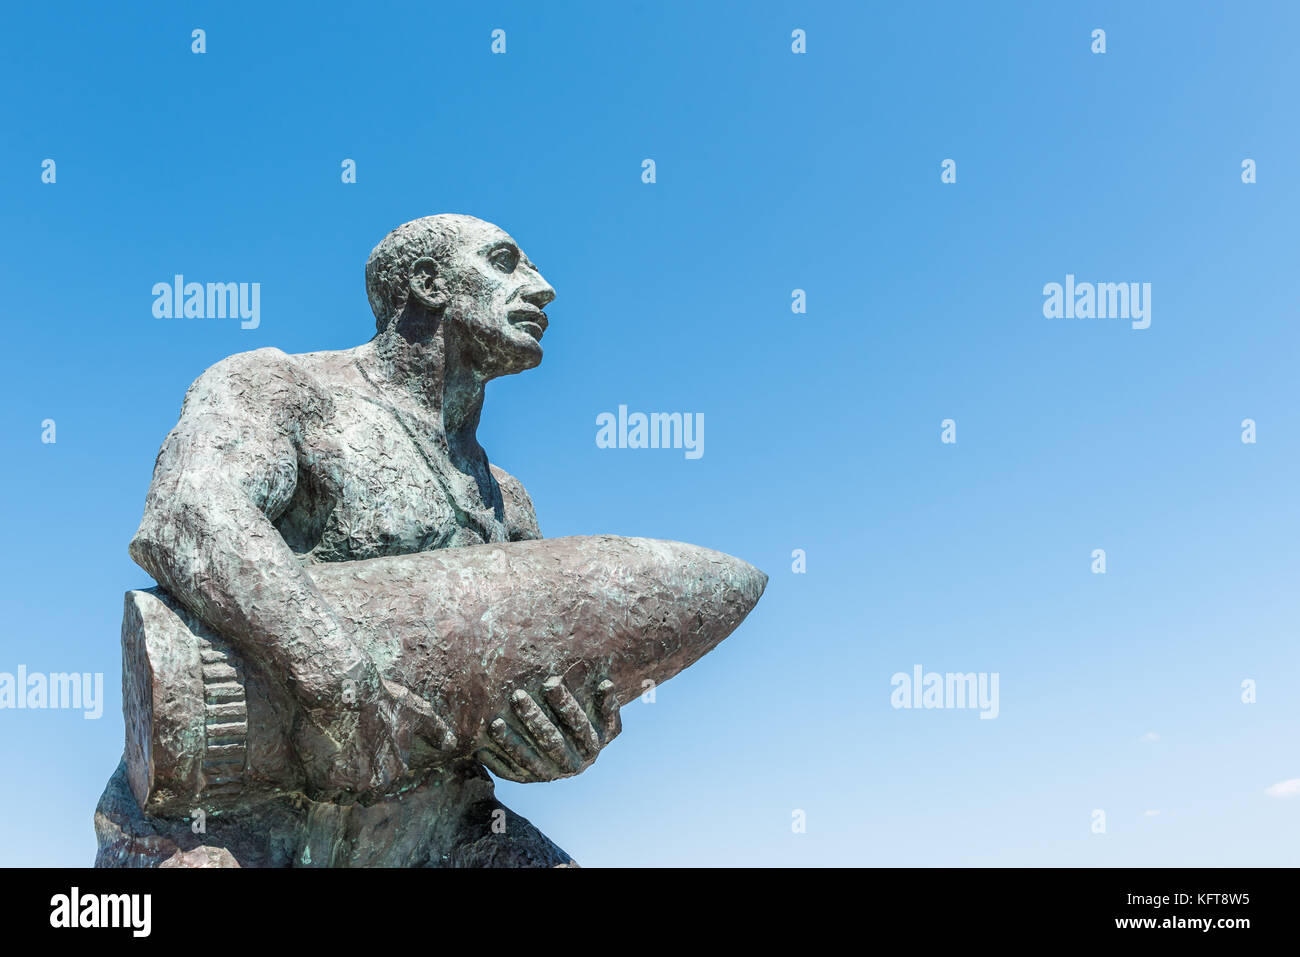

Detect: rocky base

[93,758,576,868]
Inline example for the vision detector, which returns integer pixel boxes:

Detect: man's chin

[484,339,542,377]
[509,325,544,360]
[515,340,543,371]
[508,353,541,374]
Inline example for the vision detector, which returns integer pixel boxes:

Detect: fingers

[478,678,622,784]
[382,678,458,752]
[418,709,459,752]
[475,745,535,784]
[488,717,555,780]
[542,677,601,758]
[511,689,580,772]
[596,679,622,742]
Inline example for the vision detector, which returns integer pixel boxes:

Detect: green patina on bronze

[94,215,765,868]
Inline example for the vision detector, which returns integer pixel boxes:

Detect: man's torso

[224,347,540,563]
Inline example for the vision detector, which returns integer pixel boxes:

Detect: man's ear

[409,257,449,313]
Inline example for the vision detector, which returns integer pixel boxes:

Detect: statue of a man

[128,214,618,801]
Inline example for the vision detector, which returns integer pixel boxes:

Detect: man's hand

[477,677,621,783]
[294,664,459,797]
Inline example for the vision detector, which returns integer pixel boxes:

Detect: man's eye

[491,249,517,272]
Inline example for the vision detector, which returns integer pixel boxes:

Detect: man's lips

[507,307,548,340]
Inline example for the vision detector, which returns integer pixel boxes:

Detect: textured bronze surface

[95,215,766,867]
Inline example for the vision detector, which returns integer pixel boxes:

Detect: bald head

[364,214,556,378]
[366,214,487,334]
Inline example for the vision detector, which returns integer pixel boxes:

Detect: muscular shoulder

[148,348,318,515]
[180,347,330,427]
[490,464,542,541]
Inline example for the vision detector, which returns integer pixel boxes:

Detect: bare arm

[480,465,624,781]
[129,351,452,794]
[490,463,542,541]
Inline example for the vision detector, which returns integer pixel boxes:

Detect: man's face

[436,219,556,377]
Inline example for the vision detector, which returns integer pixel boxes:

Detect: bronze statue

[95,215,765,867]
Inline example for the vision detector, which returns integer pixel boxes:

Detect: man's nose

[521,283,555,310]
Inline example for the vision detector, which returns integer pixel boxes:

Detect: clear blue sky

[1,1,1297,866]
